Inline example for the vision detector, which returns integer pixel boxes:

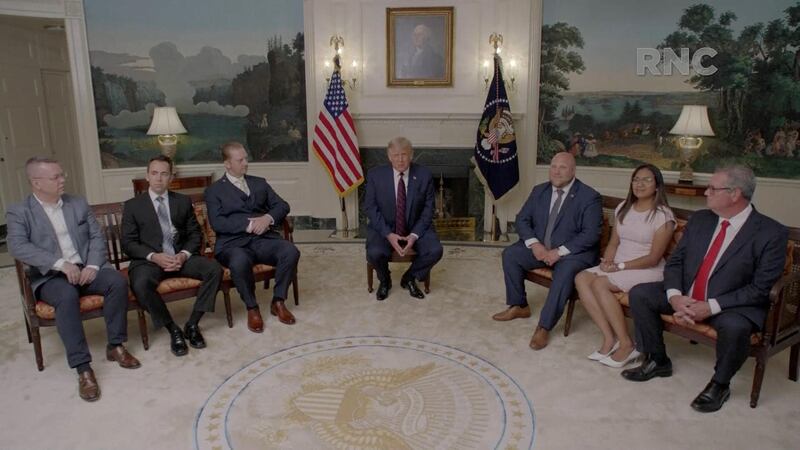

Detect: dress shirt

[33,194,98,271]
[392,168,418,239]
[667,203,753,315]
[225,172,274,233]
[145,189,192,262]
[525,177,576,256]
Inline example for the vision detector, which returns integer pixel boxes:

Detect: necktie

[156,196,175,255]
[236,178,250,196]
[691,220,730,301]
[543,188,565,249]
[395,172,407,236]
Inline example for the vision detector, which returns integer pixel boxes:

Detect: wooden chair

[367,249,431,293]
[132,174,213,195]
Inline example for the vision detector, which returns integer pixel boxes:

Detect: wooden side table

[665,183,707,197]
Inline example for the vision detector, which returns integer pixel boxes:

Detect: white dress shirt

[667,204,753,315]
[525,177,576,256]
[33,194,98,271]
[145,189,191,261]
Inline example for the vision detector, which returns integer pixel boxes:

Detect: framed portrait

[387,7,454,87]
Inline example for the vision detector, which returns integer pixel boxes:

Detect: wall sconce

[482,59,491,88]
[507,58,518,91]
[669,105,715,184]
[324,35,358,90]
[146,106,187,159]
[483,33,516,91]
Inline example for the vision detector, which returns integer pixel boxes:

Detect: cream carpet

[0,243,798,449]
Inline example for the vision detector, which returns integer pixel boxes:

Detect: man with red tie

[622,165,788,412]
[363,137,443,301]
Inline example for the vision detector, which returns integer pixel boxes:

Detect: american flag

[312,70,363,196]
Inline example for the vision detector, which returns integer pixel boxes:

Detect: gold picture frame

[387,6,454,87]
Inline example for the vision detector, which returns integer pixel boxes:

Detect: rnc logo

[637,47,718,76]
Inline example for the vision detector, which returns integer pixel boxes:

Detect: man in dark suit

[204,141,300,333]
[493,152,602,350]
[363,137,443,301]
[622,165,788,412]
[121,155,223,356]
[6,157,140,402]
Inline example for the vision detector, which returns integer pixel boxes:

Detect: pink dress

[585,203,675,292]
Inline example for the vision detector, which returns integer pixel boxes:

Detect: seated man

[622,165,788,413]
[204,141,300,333]
[121,155,223,356]
[493,152,602,350]
[6,156,140,402]
[363,136,443,301]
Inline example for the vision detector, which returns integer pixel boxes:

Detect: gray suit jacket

[6,194,109,293]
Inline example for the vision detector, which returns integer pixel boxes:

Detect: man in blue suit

[493,152,602,350]
[622,165,788,413]
[6,157,140,402]
[364,137,443,301]
[204,141,300,333]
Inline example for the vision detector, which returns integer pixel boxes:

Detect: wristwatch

[616,262,626,270]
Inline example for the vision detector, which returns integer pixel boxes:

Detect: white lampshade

[669,105,714,136]
[146,107,187,135]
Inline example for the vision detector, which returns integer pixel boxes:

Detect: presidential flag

[312,68,364,197]
[473,54,519,200]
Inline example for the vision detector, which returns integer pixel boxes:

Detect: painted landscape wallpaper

[84,0,307,168]
[538,0,800,178]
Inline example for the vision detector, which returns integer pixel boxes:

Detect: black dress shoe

[169,328,188,356]
[620,356,672,382]
[184,324,206,349]
[691,381,730,413]
[376,282,391,301]
[401,277,425,299]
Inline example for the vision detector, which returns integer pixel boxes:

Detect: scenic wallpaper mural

[84,0,307,168]
[538,0,800,179]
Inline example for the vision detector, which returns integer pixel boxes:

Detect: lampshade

[669,105,714,136]
[146,107,187,136]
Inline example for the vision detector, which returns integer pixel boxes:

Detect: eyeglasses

[33,172,68,181]
[705,185,734,194]
[632,177,654,185]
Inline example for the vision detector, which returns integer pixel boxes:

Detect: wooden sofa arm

[763,271,800,343]
[13,260,38,315]
[282,217,295,242]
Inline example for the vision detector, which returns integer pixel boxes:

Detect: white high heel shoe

[587,341,620,361]
[599,348,641,368]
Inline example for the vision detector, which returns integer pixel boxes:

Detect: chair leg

[750,353,767,408]
[137,309,149,351]
[292,275,299,306]
[223,289,233,328]
[367,263,374,293]
[23,314,32,343]
[31,325,44,371]
[564,297,577,337]
[423,275,430,294]
[790,343,799,382]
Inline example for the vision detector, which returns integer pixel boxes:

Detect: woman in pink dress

[575,164,675,368]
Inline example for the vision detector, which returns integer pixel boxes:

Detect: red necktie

[691,220,730,301]
[395,172,407,236]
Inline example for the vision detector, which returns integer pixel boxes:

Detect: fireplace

[357,147,485,241]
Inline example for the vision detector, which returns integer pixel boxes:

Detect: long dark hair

[617,164,670,224]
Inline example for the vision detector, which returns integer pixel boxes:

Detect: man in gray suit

[6,157,141,402]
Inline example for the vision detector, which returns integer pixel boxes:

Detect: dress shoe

[78,369,100,402]
[691,381,731,413]
[587,341,620,361]
[169,328,188,356]
[184,323,206,349]
[401,277,425,299]
[621,356,672,382]
[376,282,391,301]
[270,300,296,325]
[529,326,550,350]
[247,308,264,333]
[106,345,141,369]
[492,305,531,321]
[599,348,641,368]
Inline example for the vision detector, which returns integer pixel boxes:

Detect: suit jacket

[664,207,788,327]
[121,191,202,269]
[204,174,290,252]
[5,194,110,293]
[515,179,603,266]
[363,163,436,242]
